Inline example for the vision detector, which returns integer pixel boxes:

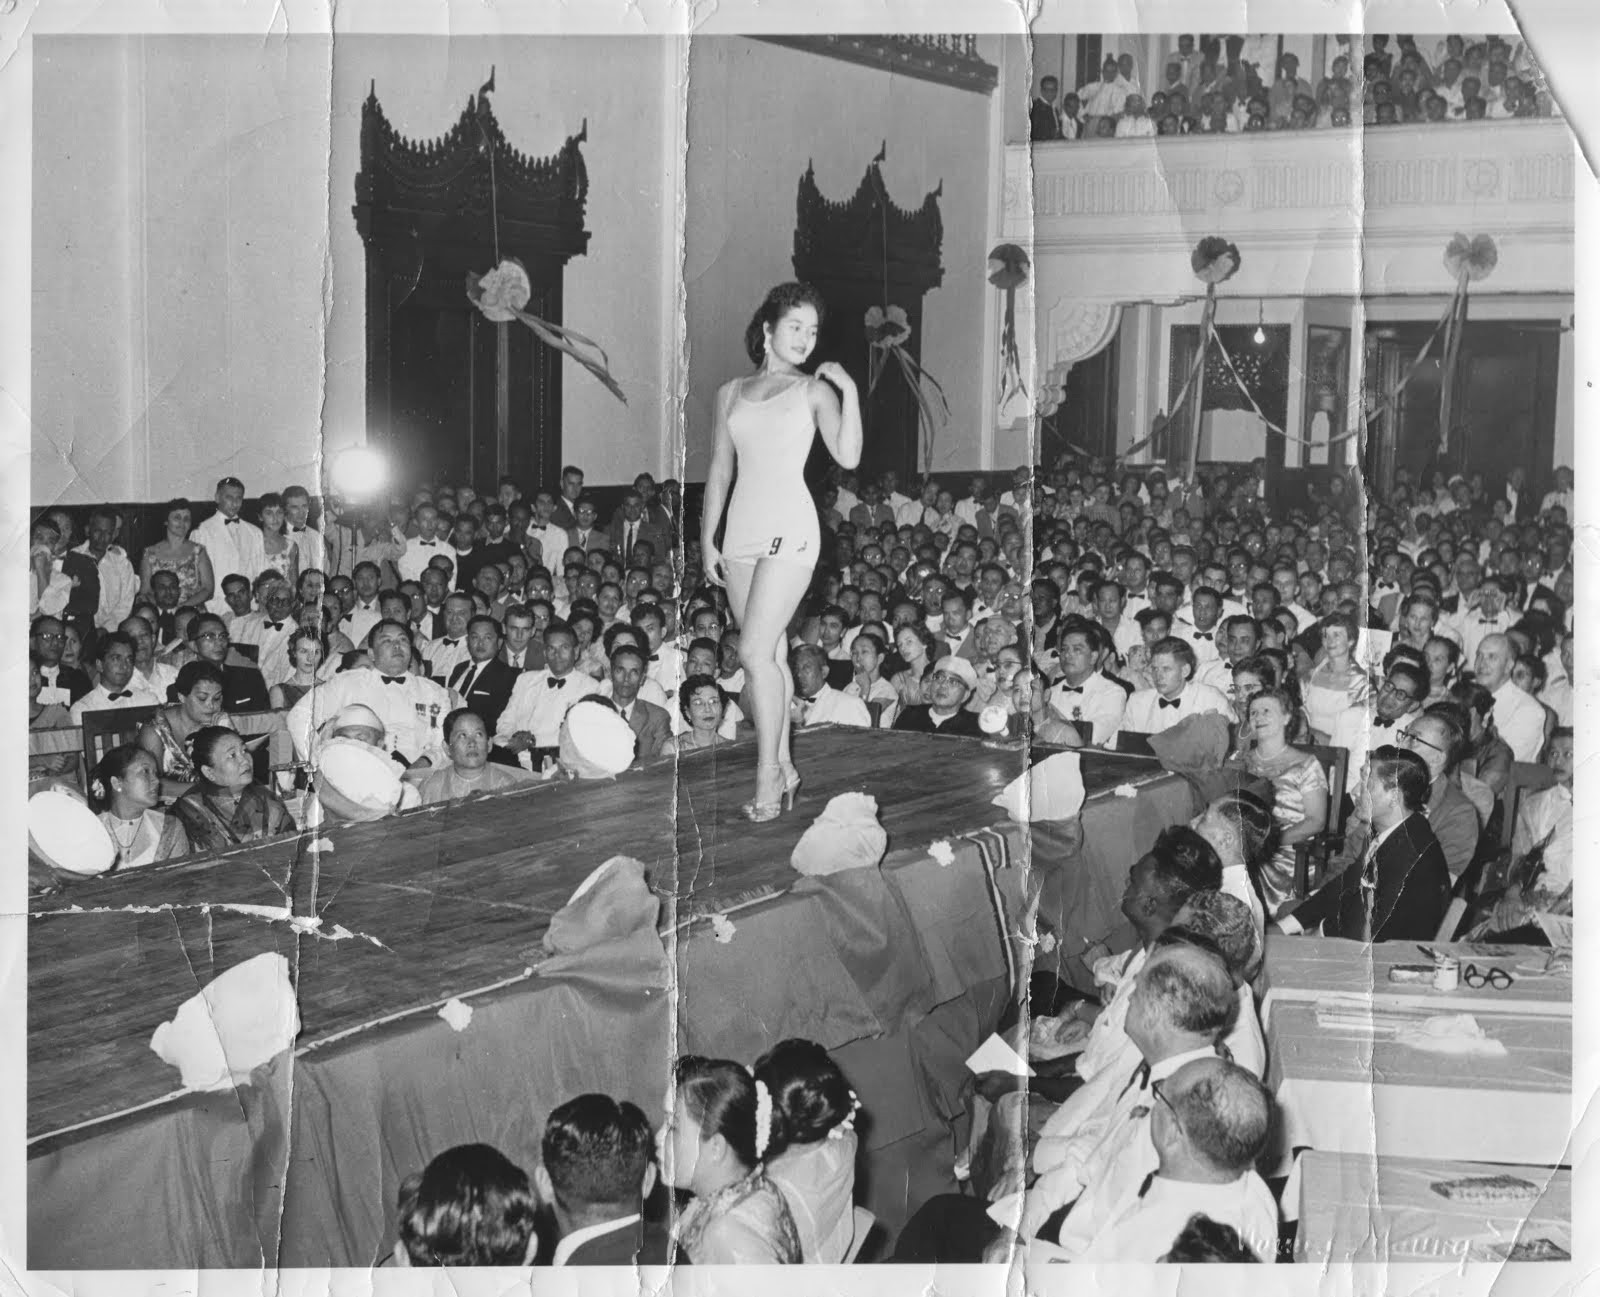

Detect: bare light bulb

[330,447,388,498]
[1252,325,1266,345]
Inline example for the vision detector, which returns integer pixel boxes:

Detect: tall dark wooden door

[354,80,590,497]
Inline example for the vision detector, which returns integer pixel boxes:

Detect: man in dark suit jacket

[1030,75,1062,141]
[184,614,271,712]
[31,615,94,704]
[608,645,672,762]
[446,616,519,734]
[1278,747,1451,943]
[567,498,610,557]
[535,1094,672,1268]
[549,465,587,531]
[893,655,985,737]
[606,490,670,568]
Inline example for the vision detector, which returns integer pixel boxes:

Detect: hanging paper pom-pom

[864,304,912,349]
[470,259,532,322]
[987,243,1030,291]
[1191,236,1242,285]
[1443,233,1498,283]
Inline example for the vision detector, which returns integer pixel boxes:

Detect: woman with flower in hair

[701,282,863,822]
[753,1039,862,1264]
[660,1055,801,1265]
[87,744,191,871]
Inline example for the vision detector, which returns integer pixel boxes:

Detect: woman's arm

[1278,776,1329,846]
[700,383,738,580]
[810,364,862,470]
[192,547,216,605]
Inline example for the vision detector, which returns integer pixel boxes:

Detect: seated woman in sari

[87,744,190,872]
[418,709,536,804]
[171,725,294,852]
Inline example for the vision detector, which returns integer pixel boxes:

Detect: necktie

[459,664,478,695]
[548,677,567,690]
[648,653,660,663]
[1158,697,1181,709]
[1118,1058,1152,1099]
[1058,684,1084,694]
[1135,1171,1157,1200]
[107,690,133,701]
[382,675,406,685]
[224,518,239,526]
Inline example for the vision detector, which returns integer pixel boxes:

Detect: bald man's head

[1161,1056,1273,1177]
[1474,633,1514,690]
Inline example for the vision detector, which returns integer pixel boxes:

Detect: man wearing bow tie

[281,485,326,578]
[789,644,872,729]
[1454,575,1516,664]
[446,615,518,734]
[69,632,159,723]
[493,621,599,768]
[288,619,457,771]
[194,476,266,617]
[1122,638,1231,737]
[525,491,574,573]
[30,615,92,706]
[1171,587,1225,665]
[398,504,449,583]
[1093,580,1143,661]
[631,605,683,696]
[1046,623,1127,746]
[339,561,386,648]
[423,592,477,683]
[231,577,300,687]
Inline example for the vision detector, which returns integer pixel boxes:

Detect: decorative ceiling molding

[755,35,998,95]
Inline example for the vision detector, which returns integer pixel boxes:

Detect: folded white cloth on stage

[992,751,1085,823]
[543,855,659,954]
[791,792,888,876]
[1395,1013,1509,1057]
[149,952,300,1091]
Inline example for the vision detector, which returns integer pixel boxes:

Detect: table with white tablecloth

[1295,1152,1571,1264]
[1261,938,1571,1173]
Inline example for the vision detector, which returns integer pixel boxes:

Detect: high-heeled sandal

[781,761,802,805]
[741,762,791,823]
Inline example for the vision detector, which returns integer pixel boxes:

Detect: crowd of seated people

[389,1036,865,1267]
[1028,33,1556,141]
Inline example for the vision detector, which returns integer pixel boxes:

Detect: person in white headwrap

[306,703,422,824]
[546,698,637,781]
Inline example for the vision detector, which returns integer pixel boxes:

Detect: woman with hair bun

[88,744,190,871]
[753,1038,861,1263]
[660,1055,801,1265]
[701,283,863,821]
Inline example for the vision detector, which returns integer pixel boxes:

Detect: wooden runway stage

[30,727,1160,1143]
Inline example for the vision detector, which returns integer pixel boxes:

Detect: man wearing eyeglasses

[891,654,984,736]
[1333,659,1426,761]
[1395,709,1482,881]
[186,613,270,713]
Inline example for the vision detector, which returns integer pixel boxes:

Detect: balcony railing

[1002,117,1575,300]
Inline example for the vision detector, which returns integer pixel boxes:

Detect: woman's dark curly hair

[744,282,826,366]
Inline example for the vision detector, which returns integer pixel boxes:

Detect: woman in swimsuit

[701,283,862,821]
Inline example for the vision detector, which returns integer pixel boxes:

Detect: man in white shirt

[790,644,872,729]
[1539,465,1574,518]
[1078,55,1130,126]
[1454,575,1516,665]
[281,485,326,578]
[397,504,450,583]
[1171,587,1224,666]
[1333,659,1425,767]
[77,507,138,632]
[1476,633,1546,762]
[1093,580,1143,662]
[340,561,387,649]
[1046,623,1127,745]
[69,632,160,723]
[424,592,477,684]
[952,475,987,528]
[288,620,457,771]
[119,614,179,701]
[1195,614,1258,696]
[494,623,600,765]
[231,577,300,688]
[1068,1057,1278,1263]
[193,476,266,618]
[1122,638,1232,736]
[526,491,574,572]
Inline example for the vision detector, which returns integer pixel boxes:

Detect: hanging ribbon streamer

[864,306,952,474]
[467,261,627,405]
[466,83,626,405]
[988,243,1031,407]
[1438,233,1498,456]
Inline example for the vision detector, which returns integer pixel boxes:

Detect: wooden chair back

[79,705,158,787]
[1291,743,1352,898]
[1500,761,1556,849]
[866,699,889,729]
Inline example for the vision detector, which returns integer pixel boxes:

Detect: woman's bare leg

[724,557,811,791]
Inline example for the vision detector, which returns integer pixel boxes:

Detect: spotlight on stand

[330,447,388,500]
